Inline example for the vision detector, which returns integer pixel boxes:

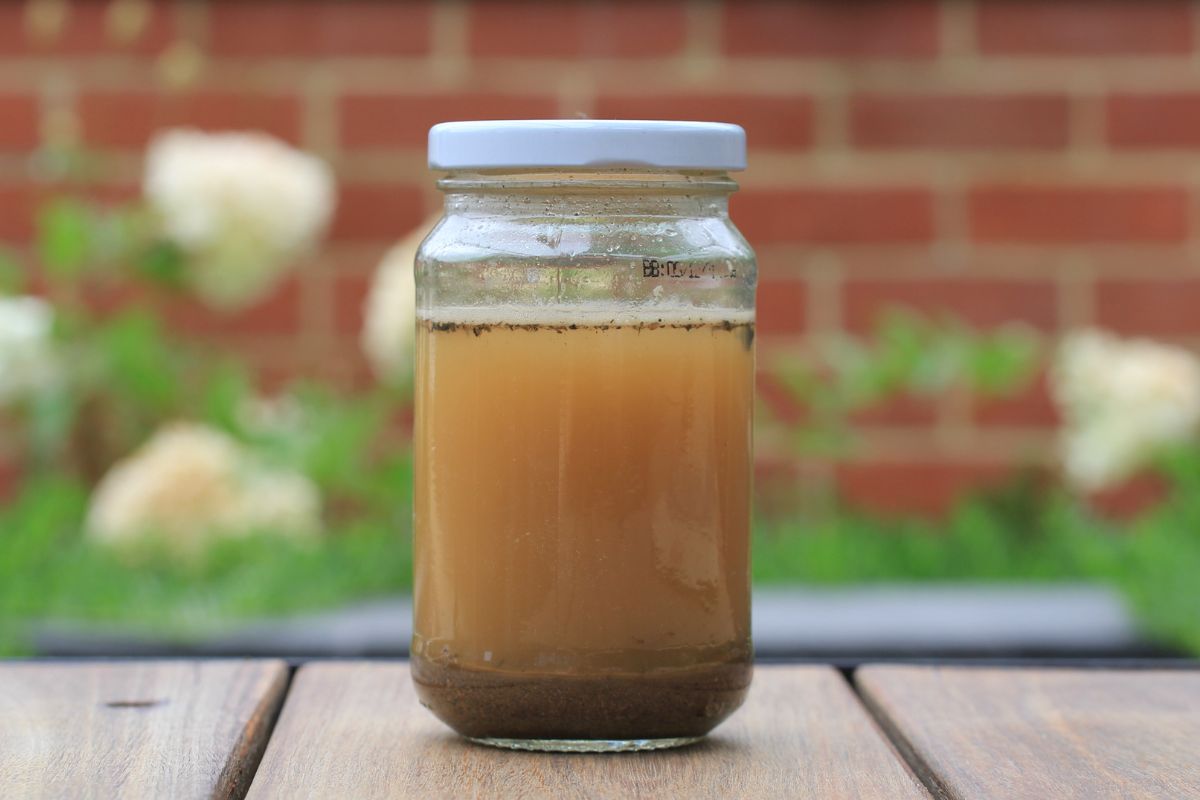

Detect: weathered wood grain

[857,665,1200,800]
[0,660,288,800]
[247,663,928,800]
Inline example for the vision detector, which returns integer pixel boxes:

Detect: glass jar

[411,121,756,752]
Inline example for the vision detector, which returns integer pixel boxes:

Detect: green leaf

[201,362,256,437]
[135,241,187,287]
[37,199,93,278]
[26,386,78,467]
[0,247,26,294]
[967,331,1040,395]
[97,311,183,412]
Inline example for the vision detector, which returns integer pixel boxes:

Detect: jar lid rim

[428,120,746,172]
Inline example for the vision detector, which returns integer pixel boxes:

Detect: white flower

[1051,329,1200,490]
[361,215,438,383]
[0,295,58,406]
[144,129,335,311]
[85,422,321,549]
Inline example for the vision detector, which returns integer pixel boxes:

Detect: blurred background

[1,0,1198,661]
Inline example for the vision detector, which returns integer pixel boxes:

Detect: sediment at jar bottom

[412,656,753,741]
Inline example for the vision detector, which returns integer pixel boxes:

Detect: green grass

[0,476,412,653]
[753,498,1119,585]
[2,472,1199,656]
[754,484,1200,655]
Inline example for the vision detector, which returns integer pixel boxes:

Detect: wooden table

[2,661,1197,799]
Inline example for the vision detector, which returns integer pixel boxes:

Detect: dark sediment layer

[412,656,752,741]
[423,318,755,348]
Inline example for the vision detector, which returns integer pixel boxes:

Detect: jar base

[413,655,751,741]
[468,735,704,753]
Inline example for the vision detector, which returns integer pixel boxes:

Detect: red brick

[853,394,938,427]
[253,358,311,394]
[594,94,814,149]
[208,1,431,56]
[836,460,1010,516]
[79,91,302,149]
[754,455,801,484]
[334,271,371,335]
[332,185,426,241]
[756,371,805,425]
[0,184,36,240]
[973,370,1060,428]
[733,189,935,245]
[0,1,175,55]
[754,456,806,517]
[0,456,17,501]
[722,1,939,58]
[343,346,383,392]
[1095,279,1200,337]
[0,94,39,151]
[318,244,392,334]
[170,278,302,337]
[469,2,579,58]
[969,187,1188,243]
[78,184,142,206]
[1107,93,1200,148]
[758,278,806,335]
[843,278,1057,332]
[469,1,686,58]
[1087,474,1167,519]
[308,344,388,392]
[340,93,559,148]
[850,93,1069,150]
[85,278,302,337]
[0,6,23,55]
[977,1,1192,55]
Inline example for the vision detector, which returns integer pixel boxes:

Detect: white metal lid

[428,120,746,171]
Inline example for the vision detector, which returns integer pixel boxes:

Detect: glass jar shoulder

[418,211,752,275]
[416,211,755,316]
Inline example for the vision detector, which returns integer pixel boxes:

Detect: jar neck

[438,169,736,218]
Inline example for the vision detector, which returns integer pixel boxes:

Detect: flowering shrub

[2,126,1199,658]
[86,422,321,550]
[0,296,58,406]
[763,311,1040,459]
[1,128,409,559]
[144,130,335,310]
[1052,329,1200,491]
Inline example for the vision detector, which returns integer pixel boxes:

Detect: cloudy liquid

[411,309,754,739]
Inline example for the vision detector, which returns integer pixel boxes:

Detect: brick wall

[3,0,1198,513]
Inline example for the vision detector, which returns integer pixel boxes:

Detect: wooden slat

[247,663,928,800]
[857,665,1200,800]
[0,660,288,800]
